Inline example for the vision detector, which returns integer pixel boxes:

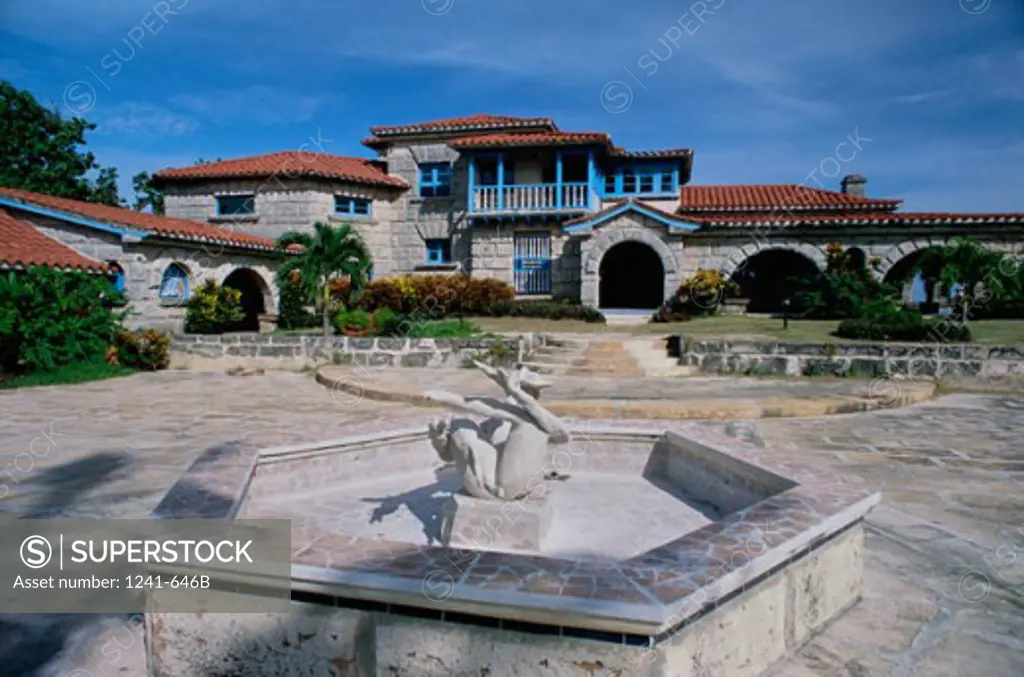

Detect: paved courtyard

[0,370,1022,675]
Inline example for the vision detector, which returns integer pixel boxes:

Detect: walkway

[0,372,1020,675]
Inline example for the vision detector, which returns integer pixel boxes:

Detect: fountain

[147,363,879,676]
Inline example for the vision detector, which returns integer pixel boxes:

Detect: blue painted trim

[425,238,451,264]
[467,156,476,210]
[587,151,596,211]
[0,196,150,241]
[215,194,256,217]
[334,196,372,218]
[555,151,564,210]
[418,163,452,198]
[563,202,700,233]
[496,153,505,211]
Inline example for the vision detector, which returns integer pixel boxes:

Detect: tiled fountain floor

[0,372,1021,676]
[243,465,715,560]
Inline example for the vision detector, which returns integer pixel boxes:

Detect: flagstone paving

[0,371,1021,675]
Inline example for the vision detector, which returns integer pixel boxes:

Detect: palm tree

[277,222,372,338]
[916,237,1006,323]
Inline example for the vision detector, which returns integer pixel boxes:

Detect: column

[497,153,505,211]
[467,156,476,213]
[555,151,564,210]
[586,151,596,210]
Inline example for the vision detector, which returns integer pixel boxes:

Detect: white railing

[471,182,591,213]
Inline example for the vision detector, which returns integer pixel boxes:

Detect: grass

[470,315,1024,344]
[0,361,136,390]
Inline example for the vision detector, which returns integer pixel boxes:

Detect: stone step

[527,353,587,366]
[519,361,565,375]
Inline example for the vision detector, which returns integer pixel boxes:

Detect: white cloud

[95,101,197,137]
[170,85,324,126]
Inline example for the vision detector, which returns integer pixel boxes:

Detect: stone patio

[0,370,1022,676]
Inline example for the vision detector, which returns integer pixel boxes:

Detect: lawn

[0,361,136,390]
[471,315,1024,344]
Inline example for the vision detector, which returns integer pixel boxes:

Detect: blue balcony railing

[470,182,591,214]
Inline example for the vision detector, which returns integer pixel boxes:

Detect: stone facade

[162,177,402,276]
[20,211,279,332]
[680,336,1024,380]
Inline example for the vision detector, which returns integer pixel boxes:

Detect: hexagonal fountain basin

[150,421,880,677]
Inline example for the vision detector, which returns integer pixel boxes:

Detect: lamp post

[782,298,791,330]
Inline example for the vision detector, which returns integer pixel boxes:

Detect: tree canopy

[0,80,123,206]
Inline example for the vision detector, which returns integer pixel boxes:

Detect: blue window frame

[419,163,452,197]
[159,263,190,302]
[107,262,125,293]
[602,165,679,196]
[216,194,255,216]
[334,196,372,217]
[425,238,451,264]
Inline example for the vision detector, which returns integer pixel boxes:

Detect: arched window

[106,262,125,293]
[159,263,190,303]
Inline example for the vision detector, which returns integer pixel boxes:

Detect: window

[604,174,617,193]
[425,239,452,264]
[216,194,255,216]
[334,196,372,217]
[159,263,190,303]
[419,163,452,197]
[638,175,655,193]
[659,171,675,192]
[621,170,637,193]
[106,262,125,293]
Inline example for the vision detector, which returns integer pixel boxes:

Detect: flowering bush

[331,274,515,317]
[652,269,738,321]
[183,280,244,334]
[109,328,171,370]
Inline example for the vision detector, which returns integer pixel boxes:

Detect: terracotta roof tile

[677,184,901,213]
[0,187,279,251]
[449,131,613,149]
[370,114,557,136]
[153,151,407,188]
[695,211,1024,227]
[613,147,693,159]
[0,208,107,272]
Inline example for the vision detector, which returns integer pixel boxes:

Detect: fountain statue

[425,360,569,501]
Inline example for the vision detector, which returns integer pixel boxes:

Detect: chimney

[841,174,867,197]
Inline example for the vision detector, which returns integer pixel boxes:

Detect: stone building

[0,187,281,332]
[155,114,1024,311]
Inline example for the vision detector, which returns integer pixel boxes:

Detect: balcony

[471,182,592,215]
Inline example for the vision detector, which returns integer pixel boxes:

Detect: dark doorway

[599,241,664,309]
[731,249,821,313]
[223,268,269,332]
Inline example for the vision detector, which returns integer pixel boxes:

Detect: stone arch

[877,238,947,281]
[718,241,827,279]
[725,245,825,313]
[581,225,680,308]
[222,267,274,331]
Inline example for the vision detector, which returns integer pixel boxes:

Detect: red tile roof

[677,184,901,213]
[563,198,685,228]
[0,187,279,251]
[613,147,693,160]
[153,151,407,188]
[370,114,557,136]
[449,131,613,149]
[0,208,107,272]
[693,211,1024,228]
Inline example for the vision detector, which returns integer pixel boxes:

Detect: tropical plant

[796,243,899,319]
[277,222,372,339]
[183,279,245,334]
[916,238,1007,323]
[0,267,123,374]
[110,328,171,370]
[131,170,165,214]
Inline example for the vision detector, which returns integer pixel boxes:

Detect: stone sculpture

[425,360,569,501]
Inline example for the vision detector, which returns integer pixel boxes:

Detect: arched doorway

[731,249,821,313]
[599,241,665,309]
[223,268,271,331]
[884,249,940,309]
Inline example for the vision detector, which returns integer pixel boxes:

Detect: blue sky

[1,0,1022,211]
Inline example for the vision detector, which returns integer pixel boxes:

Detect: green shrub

[0,268,123,374]
[834,298,972,342]
[334,274,515,317]
[488,300,605,323]
[184,280,245,334]
[797,244,900,319]
[650,295,693,323]
[332,308,373,334]
[111,328,171,370]
[276,275,318,330]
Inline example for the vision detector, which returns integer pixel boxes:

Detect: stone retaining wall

[680,336,1024,380]
[171,333,547,370]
